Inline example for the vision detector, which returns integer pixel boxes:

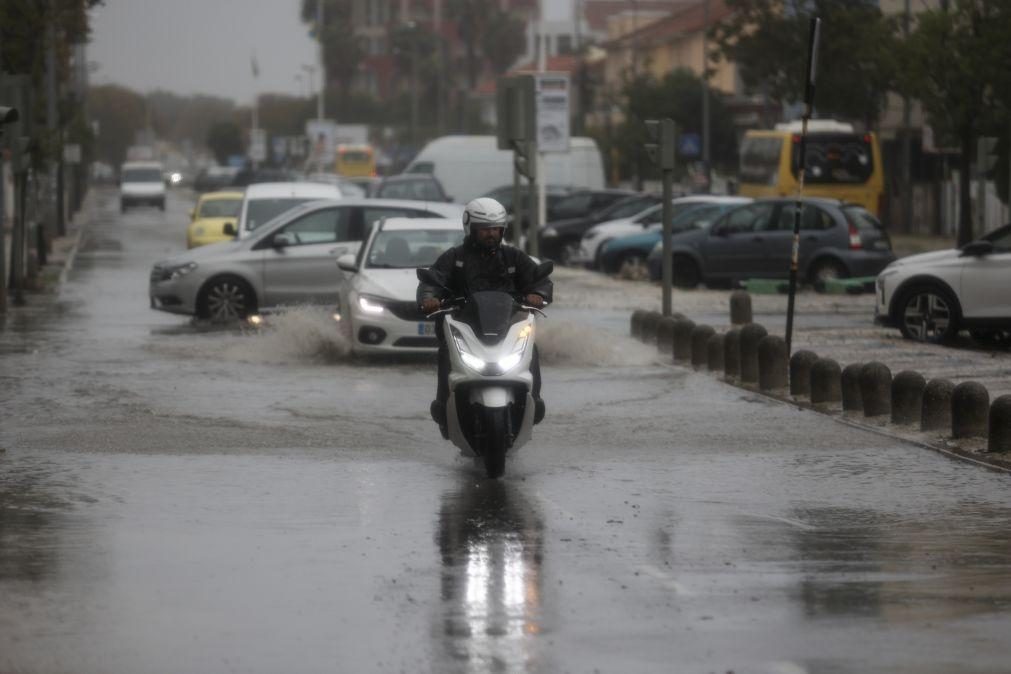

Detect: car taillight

[848,223,863,250]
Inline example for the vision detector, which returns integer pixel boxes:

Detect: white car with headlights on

[875,224,1011,345]
[335,217,464,353]
[149,199,462,321]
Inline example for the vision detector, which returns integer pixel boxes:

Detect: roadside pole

[645,118,676,316]
[784,17,822,355]
[496,75,537,253]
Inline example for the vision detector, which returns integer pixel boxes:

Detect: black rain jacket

[417,236,553,307]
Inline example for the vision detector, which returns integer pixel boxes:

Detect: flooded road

[1,189,1010,673]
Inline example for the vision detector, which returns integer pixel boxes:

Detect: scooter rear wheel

[480,407,510,479]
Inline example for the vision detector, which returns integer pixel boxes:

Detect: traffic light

[977,136,999,175]
[645,118,676,170]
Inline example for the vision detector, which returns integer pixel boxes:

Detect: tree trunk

[958,128,973,247]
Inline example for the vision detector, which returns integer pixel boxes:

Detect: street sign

[249,128,267,162]
[63,143,81,164]
[678,133,701,158]
[305,119,337,165]
[535,73,570,153]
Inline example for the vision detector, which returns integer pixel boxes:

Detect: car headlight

[357,294,387,314]
[542,226,558,238]
[168,261,198,279]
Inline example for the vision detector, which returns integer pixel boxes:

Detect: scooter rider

[418,197,553,435]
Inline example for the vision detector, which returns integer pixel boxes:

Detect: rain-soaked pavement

[1,188,1010,674]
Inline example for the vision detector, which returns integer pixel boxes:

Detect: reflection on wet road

[2,189,1011,673]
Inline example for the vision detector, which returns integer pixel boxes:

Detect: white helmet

[462,197,507,234]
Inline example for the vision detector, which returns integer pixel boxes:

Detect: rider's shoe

[431,400,449,439]
[533,398,546,425]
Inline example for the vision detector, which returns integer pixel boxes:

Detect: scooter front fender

[469,386,513,408]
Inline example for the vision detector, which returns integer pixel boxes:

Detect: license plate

[417,322,435,336]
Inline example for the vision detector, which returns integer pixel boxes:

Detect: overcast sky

[89,0,318,103]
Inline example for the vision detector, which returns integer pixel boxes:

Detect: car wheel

[617,252,648,280]
[970,329,1011,349]
[197,275,257,322]
[672,255,701,289]
[809,258,848,285]
[895,284,961,344]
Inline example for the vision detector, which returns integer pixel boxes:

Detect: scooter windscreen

[456,291,522,344]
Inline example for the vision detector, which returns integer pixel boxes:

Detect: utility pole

[645,118,676,316]
[46,0,63,238]
[317,0,325,121]
[701,0,711,193]
[900,0,912,233]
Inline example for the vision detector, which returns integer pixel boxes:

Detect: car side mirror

[961,240,994,257]
[272,232,294,249]
[336,253,358,272]
[222,222,236,236]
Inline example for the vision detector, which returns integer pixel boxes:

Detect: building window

[557,35,573,54]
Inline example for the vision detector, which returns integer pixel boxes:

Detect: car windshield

[367,229,464,269]
[198,198,241,218]
[793,134,874,184]
[246,198,315,231]
[123,168,162,182]
[982,225,1011,251]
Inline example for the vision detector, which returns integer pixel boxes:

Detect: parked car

[642,197,894,288]
[306,172,369,198]
[334,217,464,353]
[481,183,575,241]
[372,174,452,202]
[120,161,166,212]
[230,166,300,187]
[235,182,343,239]
[149,199,463,321]
[538,190,651,263]
[186,190,243,249]
[600,198,752,276]
[874,224,1011,345]
[193,166,240,193]
[579,196,750,270]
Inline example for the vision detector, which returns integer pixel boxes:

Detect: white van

[120,161,166,212]
[236,181,343,239]
[403,135,605,204]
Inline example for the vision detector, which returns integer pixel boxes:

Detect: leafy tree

[206,120,244,165]
[88,84,147,167]
[301,0,362,94]
[903,0,1011,245]
[712,0,900,127]
[606,69,738,184]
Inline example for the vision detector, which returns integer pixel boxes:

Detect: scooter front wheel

[479,407,510,479]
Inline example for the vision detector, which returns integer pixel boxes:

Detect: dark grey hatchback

[647,197,895,287]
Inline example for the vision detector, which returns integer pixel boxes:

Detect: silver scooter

[418,264,550,478]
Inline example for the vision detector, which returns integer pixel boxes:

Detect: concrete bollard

[841,363,865,412]
[738,323,768,384]
[630,310,647,338]
[891,370,927,425]
[789,350,819,398]
[707,333,725,372]
[859,362,892,417]
[723,329,741,379]
[988,395,1011,453]
[757,335,788,391]
[952,381,989,438]
[691,325,716,369]
[921,379,954,432]
[640,311,662,345]
[810,358,842,406]
[729,290,753,325]
[672,318,696,362]
[656,317,677,355]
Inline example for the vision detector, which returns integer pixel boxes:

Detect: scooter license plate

[417,321,435,336]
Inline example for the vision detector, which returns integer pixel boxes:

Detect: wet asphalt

[1,189,1010,674]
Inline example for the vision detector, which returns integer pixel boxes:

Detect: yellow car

[186,190,243,248]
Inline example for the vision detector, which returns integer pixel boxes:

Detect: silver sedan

[149,198,464,321]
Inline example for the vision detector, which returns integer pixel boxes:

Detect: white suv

[120,161,166,212]
[875,224,1011,345]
